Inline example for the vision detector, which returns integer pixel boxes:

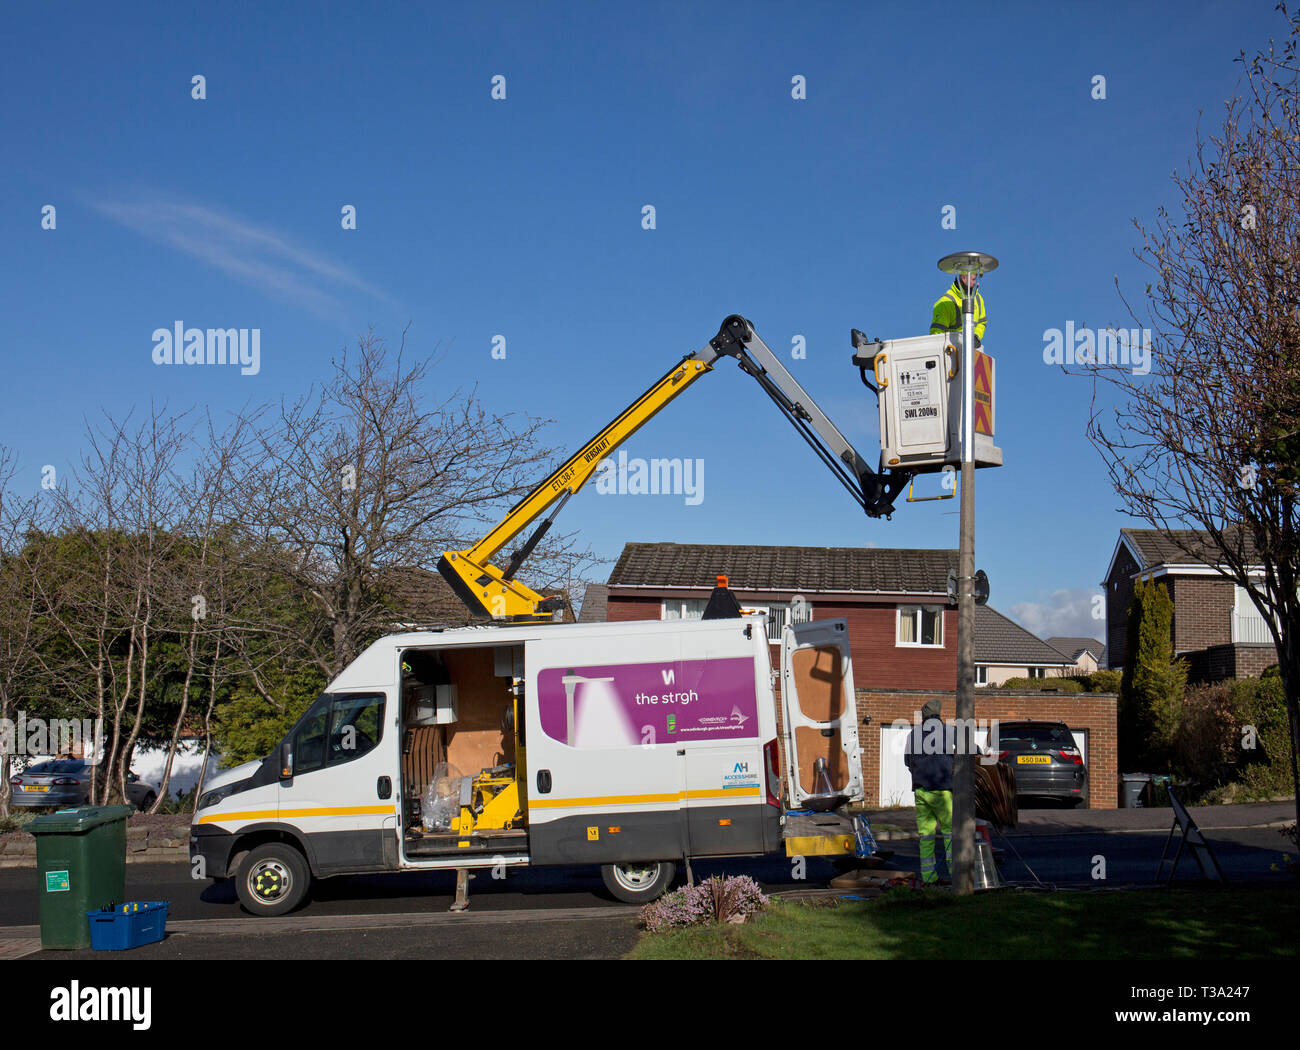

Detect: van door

[279,690,399,874]
[676,623,768,856]
[779,620,864,808]
[525,639,688,868]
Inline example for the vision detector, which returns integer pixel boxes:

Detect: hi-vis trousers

[914,787,953,884]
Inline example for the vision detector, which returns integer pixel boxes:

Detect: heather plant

[639,875,769,931]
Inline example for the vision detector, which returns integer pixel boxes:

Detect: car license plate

[24,785,50,791]
[1017,755,1050,765]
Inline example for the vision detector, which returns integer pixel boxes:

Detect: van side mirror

[279,741,293,780]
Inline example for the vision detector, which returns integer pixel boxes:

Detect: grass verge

[627,886,1299,960]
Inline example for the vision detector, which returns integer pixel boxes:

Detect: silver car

[8,759,157,810]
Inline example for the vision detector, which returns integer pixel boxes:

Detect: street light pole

[938,250,997,897]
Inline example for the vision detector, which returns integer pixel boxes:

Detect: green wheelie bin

[28,805,134,949]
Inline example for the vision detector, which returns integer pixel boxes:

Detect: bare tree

[35,407,190,804]
[0,449,51,818]
[229,331,590,678]
[151,412,253,811]
[1075,9,1300,826]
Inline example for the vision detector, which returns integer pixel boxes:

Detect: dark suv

[996,721,1088,807]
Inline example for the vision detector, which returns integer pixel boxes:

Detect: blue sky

[1,1,1285,639]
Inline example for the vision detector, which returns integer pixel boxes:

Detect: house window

[1028,667,1045,679]
[755,601,811,639]
[661,599,707,621]
[1232,584,1274,644]
[976,666,988,686]
[661,598,811,637]
[898,606,943,647]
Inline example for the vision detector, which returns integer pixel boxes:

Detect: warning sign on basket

[899,370,935,406]
[897,363,945,445]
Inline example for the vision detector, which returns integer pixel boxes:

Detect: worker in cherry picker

[930,271,987,348]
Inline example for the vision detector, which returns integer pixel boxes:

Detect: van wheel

[601,861,675,903]
[237,843,310,916]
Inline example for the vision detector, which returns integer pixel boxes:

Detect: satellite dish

[947,568,990,604]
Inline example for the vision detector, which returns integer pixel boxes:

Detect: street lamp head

[938,251,999,280]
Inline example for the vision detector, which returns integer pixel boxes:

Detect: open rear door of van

[779,620,864,809]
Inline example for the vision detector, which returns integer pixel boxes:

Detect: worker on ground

[903,698,955,885]
[930,271,986,348]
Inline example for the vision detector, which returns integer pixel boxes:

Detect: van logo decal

[733,762,749,773]
[536,658,758,747]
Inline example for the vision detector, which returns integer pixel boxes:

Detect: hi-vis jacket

[930,280,987,344]
[903,716,956,792]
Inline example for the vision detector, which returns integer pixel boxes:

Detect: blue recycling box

[86,901,169,950]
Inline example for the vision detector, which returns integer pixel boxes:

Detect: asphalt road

[2,820,1292,929]
[3,803,1291,959]
[0,854,846,928]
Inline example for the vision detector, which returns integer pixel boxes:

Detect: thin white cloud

[91,199,393,318]
[1009,587,1106,644]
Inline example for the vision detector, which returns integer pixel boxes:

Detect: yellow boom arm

[437,353,714,620]
[438,315,908,622]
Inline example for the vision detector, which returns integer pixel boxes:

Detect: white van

[190,615,863,915]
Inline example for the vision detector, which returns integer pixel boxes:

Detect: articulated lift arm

[438,314,912,622]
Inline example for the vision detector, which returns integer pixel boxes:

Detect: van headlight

[198,785,235,810]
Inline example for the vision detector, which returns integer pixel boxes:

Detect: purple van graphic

[537,658,758,748]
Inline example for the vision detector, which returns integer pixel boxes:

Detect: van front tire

[601,861,675,904]
[237,843,310,916]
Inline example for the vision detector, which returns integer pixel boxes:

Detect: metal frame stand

[1155,788,1226,884]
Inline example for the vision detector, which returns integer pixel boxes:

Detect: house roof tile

[1121,528,1260,569]
[1046,636,1107,663]
[607,542,958,594]
[975,606,1078,666]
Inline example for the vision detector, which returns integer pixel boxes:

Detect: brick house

[604,542,960,691]
[599,542,1118,805]
[975,607,1078,686]
[384,555,1119,804]
[1047,637,1107,675]
[1103,529,1279,681]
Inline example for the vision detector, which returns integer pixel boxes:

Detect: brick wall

[854,689,1119,809]
[1168,575,1235,652]
[605,595,662,622]
[817,602,957,692]
[1186,642,1278,683]
[1106,546,1140,668]
[1234,645,1279,678]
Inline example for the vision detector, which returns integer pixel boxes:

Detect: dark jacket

[903,716,955,792]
